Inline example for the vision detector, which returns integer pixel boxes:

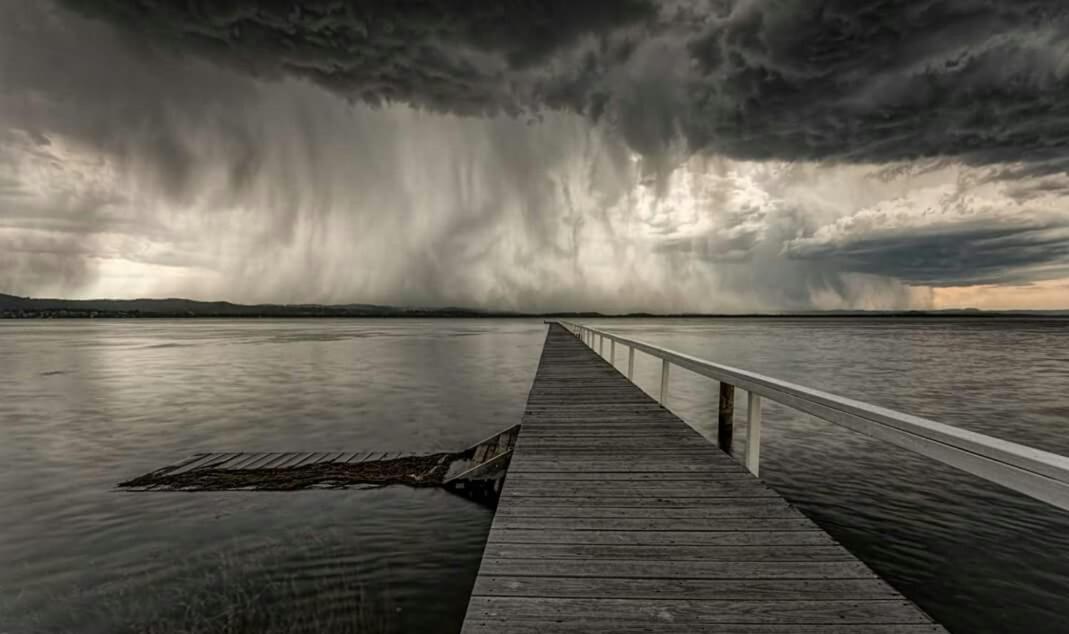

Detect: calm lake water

[2,318,1068,633]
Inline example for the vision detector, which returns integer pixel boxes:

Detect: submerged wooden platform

[460,324,946,633]
[119,425,520,495]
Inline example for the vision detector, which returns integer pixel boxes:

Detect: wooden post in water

[659,359,670,404]
[718,382,735,454]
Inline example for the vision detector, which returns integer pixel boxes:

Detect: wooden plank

[521,413,683,420]
[465,597,933,624]
[516,434,703,442]
[504,472,756,482]
[159,453,209,473]
[167,453,222,475]
[516,441,715,451]
[224,452,265,469]
[461,324,946,633]
[215,453,252,469]
[492,501,798,519]
[475,559,878,579]
[471,576,902,600]
[492,517,819,532]
[347,450,376,463]
[512,444,726,452]
[487,530,834,546]
[462,623,944,634]
[277,452,313,468]
[484,543,854,562]
[518,427,702,435]
[183,452,238,472]
[340,451,364,463]
[312,452,346,464]
[291,452,323,467]
[501,482,779,498]
[244,452,282,468]
[263,452,299,468]
[507,461,745,473]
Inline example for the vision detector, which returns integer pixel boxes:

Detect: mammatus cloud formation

[2,1,1069,310]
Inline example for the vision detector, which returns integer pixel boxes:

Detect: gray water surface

[2,318,1068,633]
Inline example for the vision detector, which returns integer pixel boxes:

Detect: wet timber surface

[460,323,947,634]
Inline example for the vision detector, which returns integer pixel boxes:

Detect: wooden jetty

[460,323,947,633]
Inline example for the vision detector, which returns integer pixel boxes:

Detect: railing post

[627,347,635,379]
[718,382,735,454]
[599,334,604,356]
[745,392,762,476]
[660,359,670,404]
[610,339,616,365]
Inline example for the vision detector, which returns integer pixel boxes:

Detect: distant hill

[0,293,509,318]
[1,292,1066,319]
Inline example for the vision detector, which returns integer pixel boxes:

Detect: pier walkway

[460,323,946,633]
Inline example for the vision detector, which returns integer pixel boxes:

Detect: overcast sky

[2,0,1069,311]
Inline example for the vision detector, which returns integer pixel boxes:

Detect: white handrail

[557,321,1069,513]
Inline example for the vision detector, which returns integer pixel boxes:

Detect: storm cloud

[2,1,1069,310]
[62,0,1069,167]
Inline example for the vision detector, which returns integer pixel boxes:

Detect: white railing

[558,321,1069,513]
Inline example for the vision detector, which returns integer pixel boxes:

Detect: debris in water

[117,425,521,504]
[118,452,457,491]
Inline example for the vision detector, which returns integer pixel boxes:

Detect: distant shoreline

[2,292,1066,320]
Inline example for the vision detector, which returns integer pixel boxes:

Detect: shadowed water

[0,320,545,634]
[1,318,1068,633]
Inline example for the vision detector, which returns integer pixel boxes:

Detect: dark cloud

[681,1,1069,165]
[60,0,656,116]
[61,0,1069,166]
[786,220,1069,286]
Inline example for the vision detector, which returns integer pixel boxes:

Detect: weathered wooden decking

[460,324,946,633]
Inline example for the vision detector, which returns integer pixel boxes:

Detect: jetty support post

[746,392,763,476]
[660,359,670,405]
[718,382,735,455]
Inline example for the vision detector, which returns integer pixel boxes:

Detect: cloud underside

[788,222,1069,286]
[63,0,1069,166]
[1,1,1068,309]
